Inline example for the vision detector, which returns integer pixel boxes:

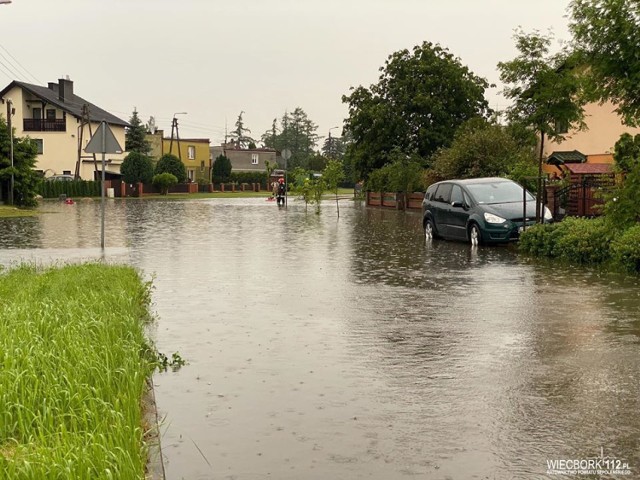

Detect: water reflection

[0,199,639,479]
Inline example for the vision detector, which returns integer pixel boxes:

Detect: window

[555,119,569,134]
[33,139,44,154]
[187,146,195,160]
[251,153,259,165]
[434,183,452,203]
[450,185,464,205]
[46,109,56,120]
[188,169,195,182]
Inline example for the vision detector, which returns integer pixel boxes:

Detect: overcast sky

[1,0,571,146]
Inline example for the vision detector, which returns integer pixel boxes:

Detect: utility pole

[76,104,98,179]
[169,112,186,160]
[6,99,14,206]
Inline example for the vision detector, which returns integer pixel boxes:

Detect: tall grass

[0,264,155,479]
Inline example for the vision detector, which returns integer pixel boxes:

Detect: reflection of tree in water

[0,217,43,249]
[349,207,517,289]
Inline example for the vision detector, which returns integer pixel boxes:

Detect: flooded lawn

[1,198,639,479]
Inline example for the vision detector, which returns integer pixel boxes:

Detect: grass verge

[0,263,156,479]
[0,206,38,218]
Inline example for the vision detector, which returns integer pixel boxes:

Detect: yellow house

[544,101,640,159]
[146,130,211,183]
[0,78,128,180]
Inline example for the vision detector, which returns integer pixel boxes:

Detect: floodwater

[1,198,639,479]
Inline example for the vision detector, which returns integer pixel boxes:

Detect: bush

[37,180,101,198]
[152,173,178,195]
[553,217,615,264]
[120,152,154,184]
[228,171,267,186]
[212,155,232,182]
[519,217,616,265]
[155,154,187,183]
[611,225,640,273]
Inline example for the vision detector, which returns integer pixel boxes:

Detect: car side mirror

[451,201,464,208]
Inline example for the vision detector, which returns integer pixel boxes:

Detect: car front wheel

[469,223,482,246]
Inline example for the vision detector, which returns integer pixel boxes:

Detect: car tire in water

[469,223,481,246]
[424,218,436,240]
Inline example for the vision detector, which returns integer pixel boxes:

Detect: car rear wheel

[424,218,436,239]
[469,223,481,246]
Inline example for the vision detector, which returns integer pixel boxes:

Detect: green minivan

[422,177,552,245]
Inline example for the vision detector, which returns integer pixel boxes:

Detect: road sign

[282,148,291,160]
[85,121,123,154]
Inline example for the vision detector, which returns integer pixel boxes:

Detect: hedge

[228,171,268,187]
[37,180,101,198]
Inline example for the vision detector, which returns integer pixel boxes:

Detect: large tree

[429,118,537,183]
[570,0,640,125]
[0,115,39,206]
[261,108,319,169]
[125,108,151,155]
[342,41,491,180]
[229,111,255,149]
[120,152,154,184]
[498,30,586,220]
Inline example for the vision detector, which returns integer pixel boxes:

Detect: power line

[0,43,41,85]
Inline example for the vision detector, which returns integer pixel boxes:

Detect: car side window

[462,190,472,206]
[450,185,463,205]
[425,185,437,201]
[434,184,452,203]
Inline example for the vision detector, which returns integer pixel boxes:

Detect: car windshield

[465,181,534,204]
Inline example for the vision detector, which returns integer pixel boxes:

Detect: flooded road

[1,198,639,479]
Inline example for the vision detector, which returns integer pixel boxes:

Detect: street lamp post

[328,126,339,159]
[6,99,14,205]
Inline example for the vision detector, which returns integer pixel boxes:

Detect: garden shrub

[155,154,187,183]
[611,225,640,273]
[552,217,615,265]
[152,173,178,195]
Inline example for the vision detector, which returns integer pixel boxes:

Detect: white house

[0,77,129,180]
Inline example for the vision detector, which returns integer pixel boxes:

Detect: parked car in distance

[422,177,552,245]
[47,174,75,182]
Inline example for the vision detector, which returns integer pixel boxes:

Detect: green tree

[152,173,178,195]
[289,167,312,211]
[498,30,586,219]
[430,118,537,182]
[323,159,345,217]
[155,154,187,183]
[212,154,232,182]
[570,0,640,125]
[342,41,491,180]
[322,133,345,160]
[311,177,326,215]
[120,152,154,184]
[612,133,640,173]
[261,108,319,169]
[0,115,39,206]
[229,111,255,148]
[125,108,151,155]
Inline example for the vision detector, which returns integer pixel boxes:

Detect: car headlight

[484,212,506,224]
[543,206,553,221]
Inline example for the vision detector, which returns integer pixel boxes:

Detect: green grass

[0,206,38,218]
[0,264,155,479]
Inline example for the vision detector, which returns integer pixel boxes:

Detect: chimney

[58,77,73,102]
[48,82,58,92]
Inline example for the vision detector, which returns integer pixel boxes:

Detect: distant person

[276,178,286,206]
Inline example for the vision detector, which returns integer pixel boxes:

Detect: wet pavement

[1,198,639,479]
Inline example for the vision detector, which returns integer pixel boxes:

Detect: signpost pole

[100,121,106,250]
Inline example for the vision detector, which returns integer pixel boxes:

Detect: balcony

[23,118,66,132]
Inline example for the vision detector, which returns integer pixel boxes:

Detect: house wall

[3,84,126,180]
[224,148,277,172]
[161,138,211,182]
[544,101,640,157]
